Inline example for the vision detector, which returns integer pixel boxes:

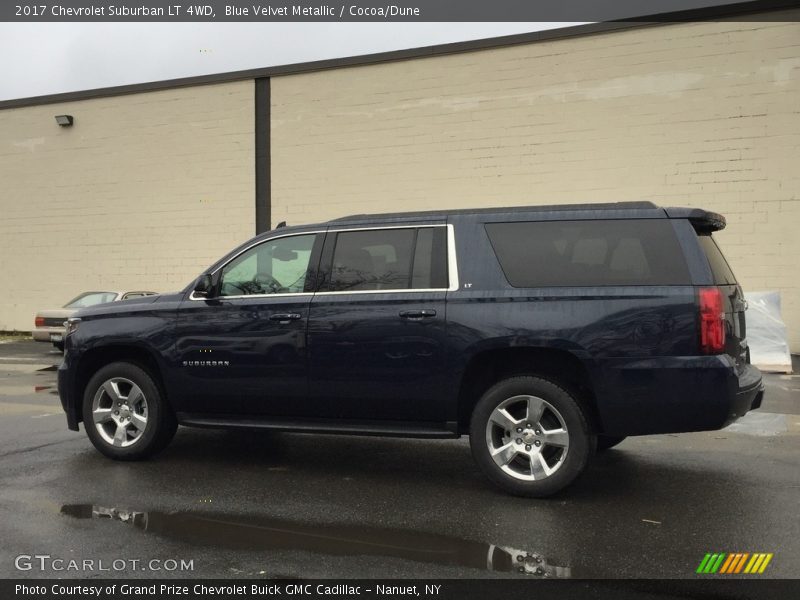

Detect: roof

[330,202,660,224]
[324,202,727,230]
[0,0,791,110]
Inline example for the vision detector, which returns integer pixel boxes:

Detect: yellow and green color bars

[697,552,773,574]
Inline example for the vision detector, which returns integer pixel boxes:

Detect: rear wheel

[470,376,594,497]
[597,435,626,451]
[53,342,64,352]
[82,362,176,460]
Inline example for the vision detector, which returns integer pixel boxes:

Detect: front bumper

[58,351,80,431]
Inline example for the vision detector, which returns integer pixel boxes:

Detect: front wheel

[82,362,177,460]
[470,376,595,497]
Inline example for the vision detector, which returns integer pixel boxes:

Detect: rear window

[485,219,691,287]
[698,234,736,285]
[64,292,118,308]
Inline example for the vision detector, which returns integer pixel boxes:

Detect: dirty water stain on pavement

[60,504,570,577]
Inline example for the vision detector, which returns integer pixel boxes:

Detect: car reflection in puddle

[35,364,59,395]
[33,385,58,395]
[61,504,570,577]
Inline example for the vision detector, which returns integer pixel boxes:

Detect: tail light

[699,287,725,354]
[34,316,45,327]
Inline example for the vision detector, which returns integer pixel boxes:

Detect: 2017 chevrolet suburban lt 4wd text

[58,202,764,496]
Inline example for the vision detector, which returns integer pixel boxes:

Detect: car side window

[219,234,317,296]
[327,227,448,292]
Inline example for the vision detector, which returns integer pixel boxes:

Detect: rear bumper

[32,327,66,342]
[597,356,764,436]
[730,363,764,419]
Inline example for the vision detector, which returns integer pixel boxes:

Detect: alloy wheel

[485,394,570,481]
[91,377,149,447]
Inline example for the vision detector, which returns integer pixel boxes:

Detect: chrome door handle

[399,309,436,319]
[268,313,302,323]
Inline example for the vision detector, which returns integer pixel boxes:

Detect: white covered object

[745,291,792,373]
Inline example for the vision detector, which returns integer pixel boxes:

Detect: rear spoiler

[664,207,726,233]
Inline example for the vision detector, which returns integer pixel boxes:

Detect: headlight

[65,318,81,336]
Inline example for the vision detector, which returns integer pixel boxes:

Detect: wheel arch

[73,344,170,425]
[456,345,603,434]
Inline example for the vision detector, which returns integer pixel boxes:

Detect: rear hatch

[666,207,747,366]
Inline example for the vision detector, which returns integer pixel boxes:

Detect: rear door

[306,224,452,423]
[697,234,748,365]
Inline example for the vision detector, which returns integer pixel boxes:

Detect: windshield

[64,292,119,308]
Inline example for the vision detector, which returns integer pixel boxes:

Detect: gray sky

[0,23,579,101]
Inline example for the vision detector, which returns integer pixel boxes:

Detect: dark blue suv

[58,202,764,496]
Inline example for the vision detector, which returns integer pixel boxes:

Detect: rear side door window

[325,227,448,292]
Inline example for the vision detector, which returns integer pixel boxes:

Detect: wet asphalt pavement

[0,340,798,579]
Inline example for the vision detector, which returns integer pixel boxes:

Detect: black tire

[469,376,595,497]
[597,435,626,452]
[82,362,177,460]
[53,342,64,352]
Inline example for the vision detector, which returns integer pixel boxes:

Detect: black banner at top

[2,0,798,22]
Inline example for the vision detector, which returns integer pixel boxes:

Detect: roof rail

[330,201,658,222]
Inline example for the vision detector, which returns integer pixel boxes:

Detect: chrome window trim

[191,291,315,300]
[446,223,459,292]
[188,223,459,301]
[315,288,446,296]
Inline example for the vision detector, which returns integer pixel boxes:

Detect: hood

[153,291,184,303]
[74,293,160,319]
[72,291,183,319]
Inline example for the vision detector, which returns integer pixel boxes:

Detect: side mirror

[193,274,214,298]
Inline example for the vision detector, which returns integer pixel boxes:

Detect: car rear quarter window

[485,219,691,287]
[697,234,737,285]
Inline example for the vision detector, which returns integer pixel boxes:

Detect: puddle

[61,504,570,577]
[724,412,788,436]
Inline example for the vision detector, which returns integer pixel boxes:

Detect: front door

[174,232,323,417]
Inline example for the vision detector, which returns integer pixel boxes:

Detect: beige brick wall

[271,15,800,351]
[0,81,255,332]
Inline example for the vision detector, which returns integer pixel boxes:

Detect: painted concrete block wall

[271,15,800,351]
[0,81,255,331]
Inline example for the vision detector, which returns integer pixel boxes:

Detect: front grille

[42,318,66,327]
